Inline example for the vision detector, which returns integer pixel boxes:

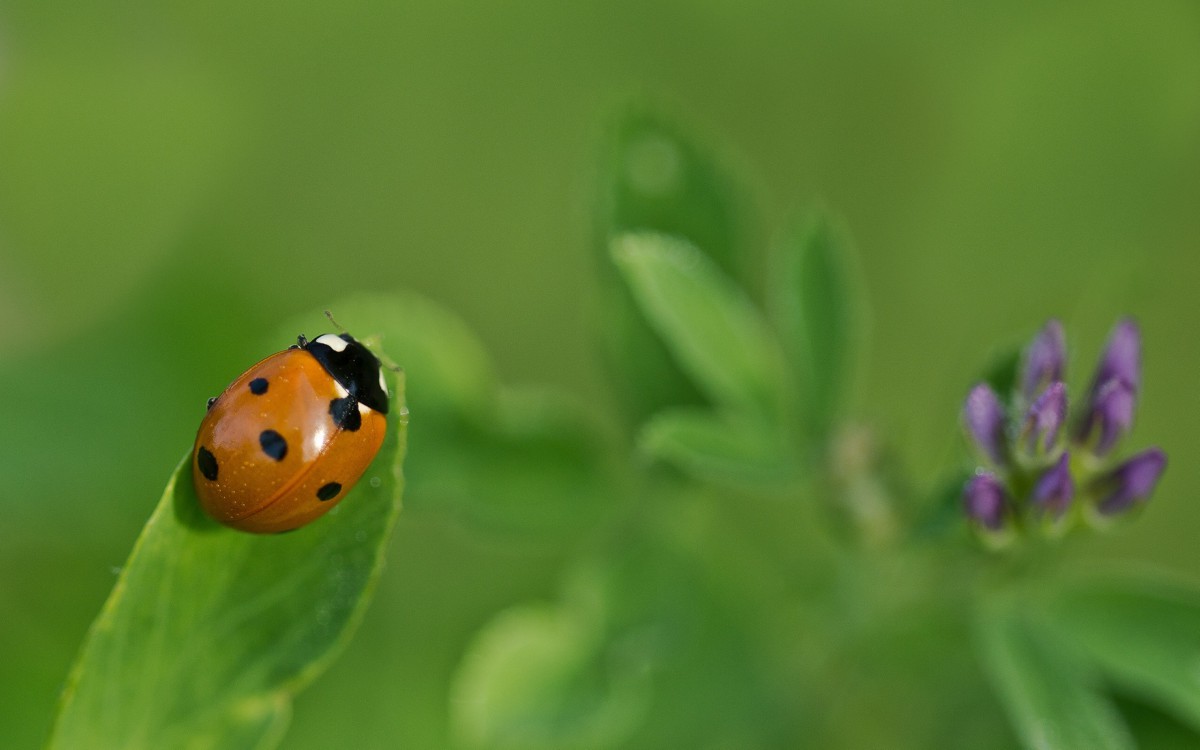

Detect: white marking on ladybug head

[378,369,388,395]
[315,334,348,352]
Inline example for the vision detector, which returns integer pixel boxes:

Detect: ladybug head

[303,333,390,414]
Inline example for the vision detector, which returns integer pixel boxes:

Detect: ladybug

[192,332,390,533]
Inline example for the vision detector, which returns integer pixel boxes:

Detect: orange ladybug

[192,333,390,533]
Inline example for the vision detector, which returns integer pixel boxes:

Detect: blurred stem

[812,423,903,549]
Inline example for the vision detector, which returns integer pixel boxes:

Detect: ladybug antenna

[323,309,347,334]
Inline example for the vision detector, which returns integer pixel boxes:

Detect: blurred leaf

[1118,696,1200,750]
[613,233,786,417]
[414,387,616,543]
[1039,572,1200,735]
[909,470,973,544]
[48,367,406,749]
[639,408,792,486]
[450,570,650,750]
[577,531,794,748]
[769,212,864,436]
[451,532,794,750]
[596,110,749,283]
[977,604,1133,750]
[593,111,754,424]
[595,285,707,429]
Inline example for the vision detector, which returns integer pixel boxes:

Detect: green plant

[51,114,1186,750]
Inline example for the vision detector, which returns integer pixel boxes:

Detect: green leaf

[638,408,792,486]
[1118,697,1200,750]
[415,386,616,544]
[909,470,974,544]
[977,604,1134,750]
[596,110,749,284]
[595,280,707,428]
[612,232,786,416]
[48,357,407,749]
[769,212,864,435]
[593,111,755,424]
[450,570,650,750]
[1039,572,1200,735]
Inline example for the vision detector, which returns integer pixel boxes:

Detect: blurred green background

[2,1,1198,747]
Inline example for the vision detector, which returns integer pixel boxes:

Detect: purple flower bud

[1021,381,1067,455]
[1093,447,1167,516]
[1078,378,1136,456]
[1077,319,1141,456]
[963,472,1010,531]
[1092,318,1142,393]
[964,384,1007,466]
[1032,451,1074,517]
[1021,319,1066,401]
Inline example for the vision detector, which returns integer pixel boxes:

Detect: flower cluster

[962,319,1166,543]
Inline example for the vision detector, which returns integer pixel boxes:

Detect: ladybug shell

[192,347,387,533]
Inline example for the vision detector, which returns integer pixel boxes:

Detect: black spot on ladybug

[317,482,342,501]
[329,397,362,431]
[249,378,269,395]
[259,430,288,461]
[197,446,219,481]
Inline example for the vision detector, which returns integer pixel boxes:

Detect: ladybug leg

[206,396,217,410]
